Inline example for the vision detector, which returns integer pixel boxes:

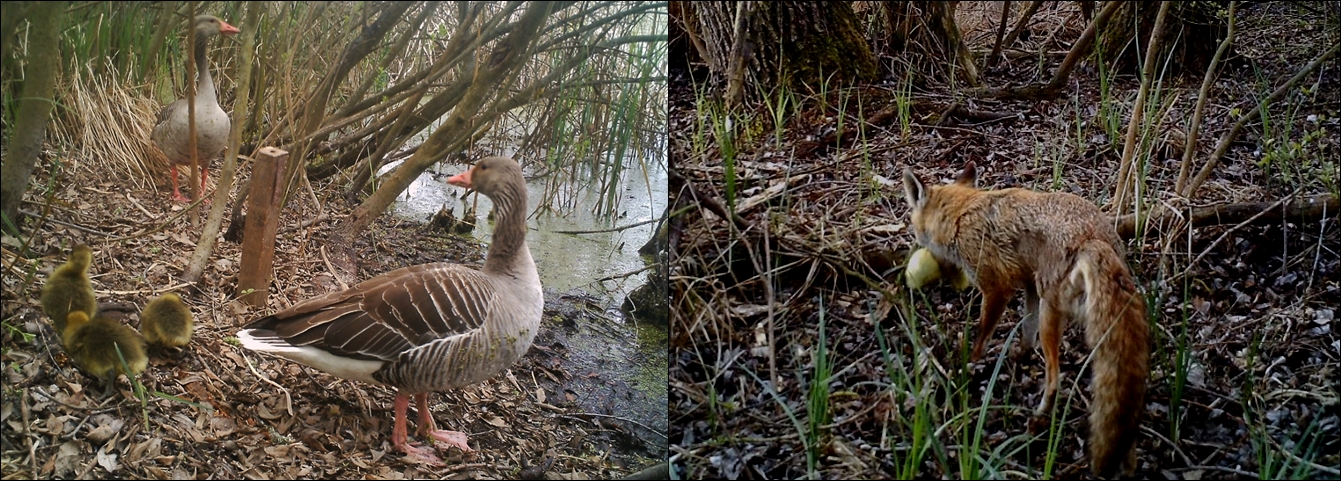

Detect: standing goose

[151,15,239,202]
[237,156,543,465]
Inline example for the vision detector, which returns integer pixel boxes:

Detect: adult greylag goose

[151,15,239,202]
[140,292,194,350]
[63,311,149,398]
[40,244,97,343]
[237,156,543,465]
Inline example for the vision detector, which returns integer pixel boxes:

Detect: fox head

[902,162,978,247]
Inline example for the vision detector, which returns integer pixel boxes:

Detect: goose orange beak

[220,20,240,35]
[447,167,473,189]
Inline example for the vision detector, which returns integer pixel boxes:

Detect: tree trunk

[1,2,65,235]
[1096,1,1225,77]
[683,2,878,102]
[871,2,981,88]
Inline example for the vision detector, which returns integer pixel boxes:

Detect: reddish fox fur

[902,162,1149,477]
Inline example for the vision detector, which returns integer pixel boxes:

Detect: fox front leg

[970,288,1011,361]
[1018,285,1041,355]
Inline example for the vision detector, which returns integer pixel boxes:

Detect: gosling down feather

[64,311,148,397]
[151,15,239,202]
[141,292,194,349]
[40,244,97,341]
[237,156,543,465]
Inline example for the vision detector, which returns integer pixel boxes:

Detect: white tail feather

[236,329,384,385]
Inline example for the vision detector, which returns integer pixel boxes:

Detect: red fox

[902,162,1149,477]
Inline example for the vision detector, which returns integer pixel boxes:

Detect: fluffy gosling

[63,311,148,397]
[140,293,194,350]
[40,245,97,341]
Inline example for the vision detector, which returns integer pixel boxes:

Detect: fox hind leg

[1035,299,1063,416]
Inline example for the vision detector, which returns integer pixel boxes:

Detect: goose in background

[151,15,239,202]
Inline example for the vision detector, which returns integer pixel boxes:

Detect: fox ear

[955,162,978,187]
[903,167,927,209]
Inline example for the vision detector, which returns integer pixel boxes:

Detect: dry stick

[1113,1,1172,213]
[594,263,657,283]
[185,2,200,222]
[763,201,777,388]
[1182,42,1340,200]
[552,217,658,235]
[978,0,1121,99]
[722,0,752,110]
[16,210,107,236]
[187,2,259,284]
[1046,0,1120,93]
[1173,190,1300,284]
[673,169,748,231]
[1140,424,1195,467]
[105,195,208,242]
[998,1,1044,64]
[986,0,1013,68]
[561,412,668,439]
[1176,1,1238,194]
[240,351,295,416]
[320,245,351,291]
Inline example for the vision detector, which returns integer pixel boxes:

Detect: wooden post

[237,147,288,306]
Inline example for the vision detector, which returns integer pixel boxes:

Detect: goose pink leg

[392,392,444,465]
[169,166,190,202]
[168,165,210,203]
[415,392,472,452]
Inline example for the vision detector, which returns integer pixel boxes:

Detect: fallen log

[1115,194,1338,239]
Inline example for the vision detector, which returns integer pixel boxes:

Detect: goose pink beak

[220,20,240,35]
[447,168,473,189]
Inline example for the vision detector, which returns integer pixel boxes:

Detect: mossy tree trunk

[1,2,65,235]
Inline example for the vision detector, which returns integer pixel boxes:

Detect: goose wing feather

[242,263,494,364]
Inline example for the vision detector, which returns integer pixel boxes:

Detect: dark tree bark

[679,2,879,104]
[870,2,982,88]
[1097,1,1226,77]
[1,2,65,235]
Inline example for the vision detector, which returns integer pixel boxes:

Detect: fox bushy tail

[1070,240,1149,477]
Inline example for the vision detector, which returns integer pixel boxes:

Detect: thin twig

[1175,189,1300,283]
[240,351,294,416]
[18,210,108,236]
[552,217,658,235]
[560,412,667,439]
[321,245,350,291]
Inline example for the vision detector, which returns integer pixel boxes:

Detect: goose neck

[482,184,531,279]
[191,32,217,102]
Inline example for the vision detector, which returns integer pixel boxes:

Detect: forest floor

[1,154,665,478]
[670,2,1338,479]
